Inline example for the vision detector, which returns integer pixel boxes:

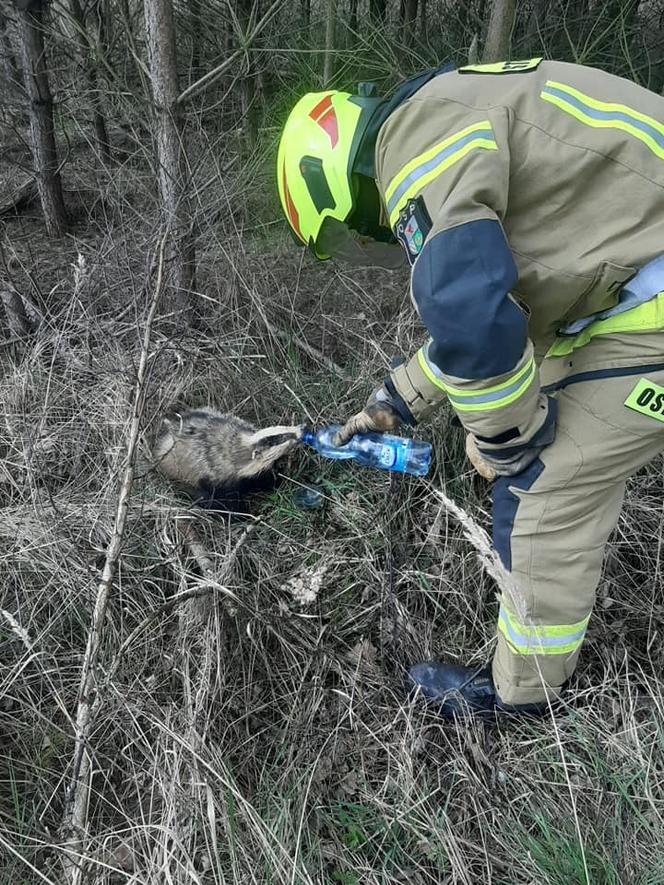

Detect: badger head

[238,423,307,478]
[153,408,305,487]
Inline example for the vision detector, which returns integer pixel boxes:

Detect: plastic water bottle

[302,424,432,477]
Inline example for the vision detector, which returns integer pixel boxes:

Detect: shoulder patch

[394,197,432,266]
[459,58,543,75]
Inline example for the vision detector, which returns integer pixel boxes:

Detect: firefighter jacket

[375,59,664,470]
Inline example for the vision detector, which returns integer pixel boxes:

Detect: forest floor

[2,130,664,885]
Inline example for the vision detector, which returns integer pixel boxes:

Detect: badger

[153,408,305,511]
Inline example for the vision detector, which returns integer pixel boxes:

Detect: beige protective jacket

[376,59,664,467]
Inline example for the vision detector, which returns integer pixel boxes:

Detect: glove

[333,384,403,446]
[465,433,498,481]
[467,398,558,478]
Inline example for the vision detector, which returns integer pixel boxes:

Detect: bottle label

[378,444,397,468]
[393,444,408,472]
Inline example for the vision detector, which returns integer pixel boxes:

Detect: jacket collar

[352,62,455,178]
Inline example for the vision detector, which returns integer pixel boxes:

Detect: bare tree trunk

[401,0,417,47]
[369,0,386,27]
[189,0,201,74]
[143,0,194,311]
[0,8,21,95]
[419,0,427,44]
[235,0,258,150]
[349,0,358,40]
[13,0,68,236]
[323,0,336,85]
[482,0,515,62]
[69,0,111,163]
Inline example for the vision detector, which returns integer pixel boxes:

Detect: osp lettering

[635,386,664,413]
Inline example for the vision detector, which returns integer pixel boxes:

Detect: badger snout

[246,424,306,472]
[249,424,306,452]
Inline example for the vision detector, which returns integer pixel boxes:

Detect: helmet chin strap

[348,174,395,244]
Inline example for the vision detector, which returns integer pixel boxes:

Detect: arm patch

[394,197,432,266]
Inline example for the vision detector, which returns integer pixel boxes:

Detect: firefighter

[277,59,664,718]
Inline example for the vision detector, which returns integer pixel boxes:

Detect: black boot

[407,661,550,720]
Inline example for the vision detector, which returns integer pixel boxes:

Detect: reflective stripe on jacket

[376,59,664,460]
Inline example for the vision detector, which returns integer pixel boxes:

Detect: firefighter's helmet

[277,91,371,259]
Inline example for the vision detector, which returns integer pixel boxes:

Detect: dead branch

[175,517,261,620]
[59,234,167,885]
[103,518,260,682]
[0,179,38,217]
[1,285,33,337]
[176,519,238,620]
[176,0,282,106]
[261,314,353,382]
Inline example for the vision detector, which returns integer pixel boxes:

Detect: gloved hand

[465,433,498,481]
[465,398,558,479]
[333,384,403,446]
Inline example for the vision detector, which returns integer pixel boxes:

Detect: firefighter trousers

[491,331,664,706]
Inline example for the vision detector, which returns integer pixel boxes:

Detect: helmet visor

[317,218,406,269]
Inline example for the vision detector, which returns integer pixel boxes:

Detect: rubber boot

[407,661,550,720]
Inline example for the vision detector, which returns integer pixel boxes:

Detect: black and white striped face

[238,424,306,478]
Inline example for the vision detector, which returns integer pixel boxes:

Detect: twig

[175,518,259,619]
[261,314,353,382]
[105,584,237,683]
[176,0,283,106]
[59,234,167,885]
[452,834,509,873]
[0,179,38,217]
[103,519,260,683]
[1,285,34,337]
[430,484,522,606]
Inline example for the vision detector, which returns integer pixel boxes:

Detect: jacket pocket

[563,260,637,324]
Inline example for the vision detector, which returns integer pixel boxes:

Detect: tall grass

[3,2,664,882]
[3,166,664,882]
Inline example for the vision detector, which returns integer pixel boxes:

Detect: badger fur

[153,408,305,510]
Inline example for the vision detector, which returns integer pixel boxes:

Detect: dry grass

[3,63,664,885]
[3,217,664,885]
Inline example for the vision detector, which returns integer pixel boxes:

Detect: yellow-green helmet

[277,91,372,259]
